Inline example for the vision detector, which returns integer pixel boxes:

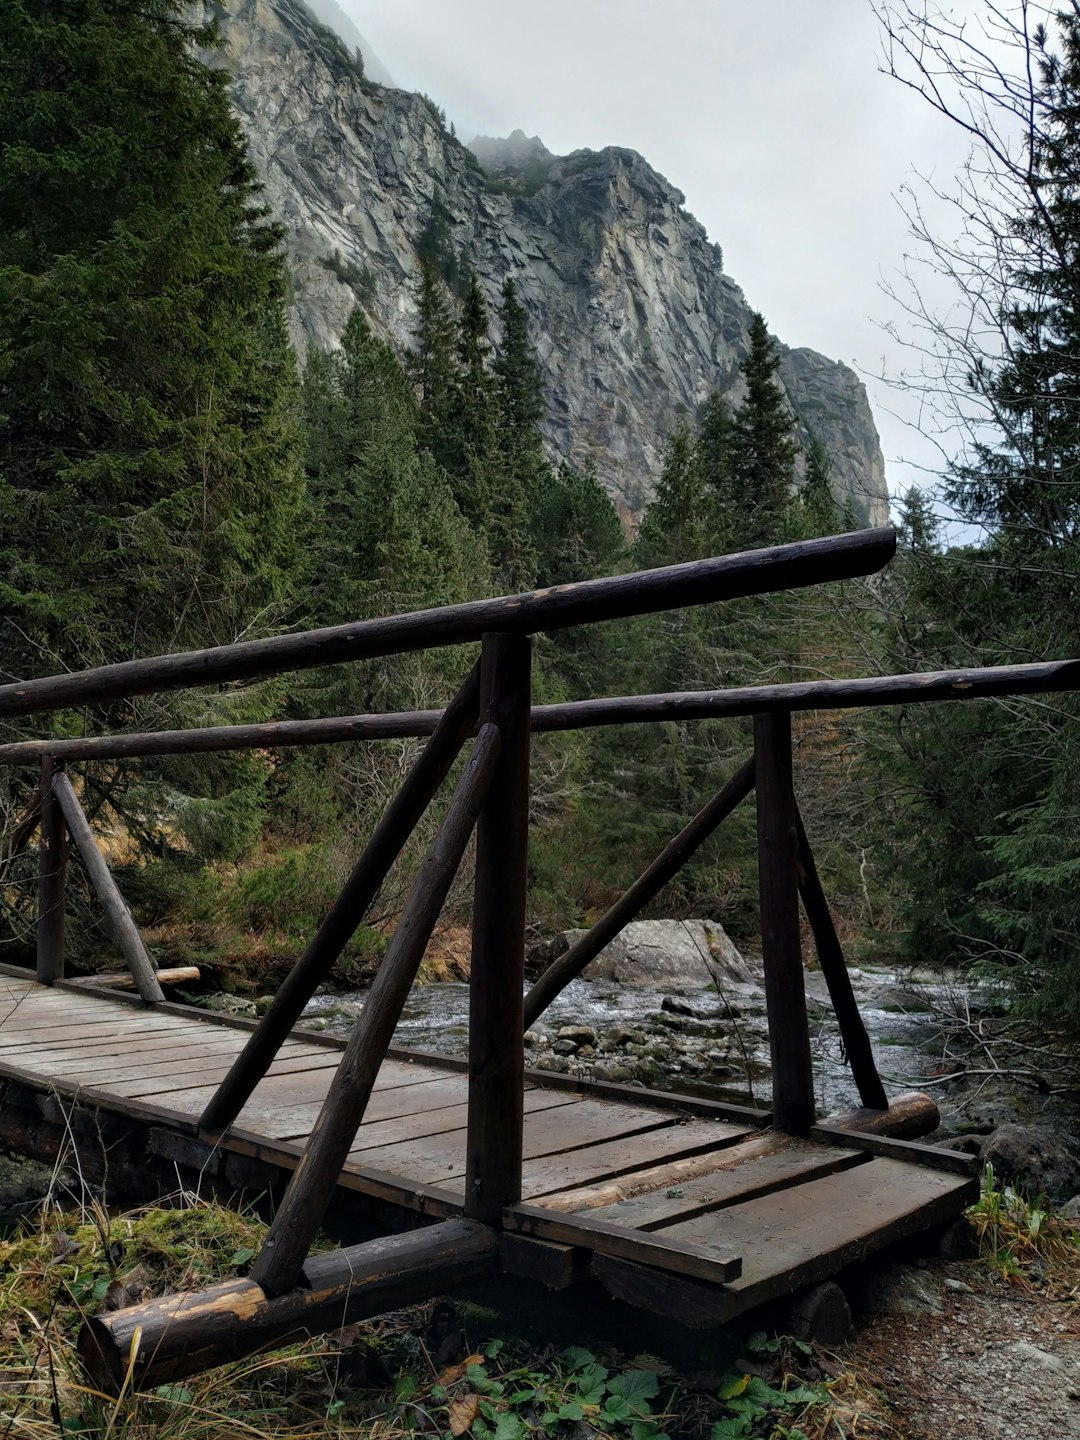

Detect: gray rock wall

[207,0,889,526]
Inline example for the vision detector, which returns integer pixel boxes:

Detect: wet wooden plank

[585,1142,867,1230]
[520,1120,753,1199]
[661,1156,979,1305]
[345,1088,578,1153]
[350,1100,677,1182]
[41,1040,323,1086]
[0,1020,197,1051]
[811,1124,979,1176]
[503,1204,742,1285]
[108,1050,344,1100]
[238,1075,478,1140]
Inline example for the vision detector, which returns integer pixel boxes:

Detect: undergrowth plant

[969,1162,1080,1295]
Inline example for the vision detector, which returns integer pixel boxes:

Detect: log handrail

[3,654,1079,766]
[0,529,895,720]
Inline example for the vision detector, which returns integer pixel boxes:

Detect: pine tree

[727,313,798,546]
[799,436,840,536]
[0,0,304,683]
[634,426,710,567]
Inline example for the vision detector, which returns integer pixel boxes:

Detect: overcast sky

[340,1,1031,510]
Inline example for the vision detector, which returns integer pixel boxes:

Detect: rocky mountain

[207,0,888,525]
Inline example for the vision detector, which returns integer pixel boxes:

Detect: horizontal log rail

[0,528,894,720]
[3,654,1080,766]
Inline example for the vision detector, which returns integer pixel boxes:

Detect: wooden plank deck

[0,971,978,1322]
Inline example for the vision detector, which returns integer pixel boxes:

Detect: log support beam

[78,1218,498,1395]
[466,633,532,1225]
[51,771,164,1004]
[201,664,480,1135]
[250,723,500,1295]
[794,803,888,1111]
[754,711,814,1136]
[523,757,756,1029]
[36,758,66,985]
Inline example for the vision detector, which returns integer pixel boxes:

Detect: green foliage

[726,314,799,547]
[383,1340,672,1440]
[0,0,304,682]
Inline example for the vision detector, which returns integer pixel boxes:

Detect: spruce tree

[727,313,798,546]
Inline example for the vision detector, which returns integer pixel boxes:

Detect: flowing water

[302,961,959,1117]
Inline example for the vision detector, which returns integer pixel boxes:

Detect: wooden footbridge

[7,523,1069,1391]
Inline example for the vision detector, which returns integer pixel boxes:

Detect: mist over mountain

[207,0,887,524]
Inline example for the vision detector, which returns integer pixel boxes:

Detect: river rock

[550,919,757,989]
[555,1025,597,1048]
[979,1124,1080,1203]
[0,1151,69,1223]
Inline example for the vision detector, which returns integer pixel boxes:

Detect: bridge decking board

[0,971,975,1317]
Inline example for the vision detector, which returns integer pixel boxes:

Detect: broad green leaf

[608,1369,660,1408]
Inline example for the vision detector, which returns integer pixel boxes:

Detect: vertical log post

[794,803,889,1112]
[37,758,67,984]
[465,632,532,1225]
[754,710,814,1136]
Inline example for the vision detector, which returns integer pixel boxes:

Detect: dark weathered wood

[503,1203,742,1284]
[78,1218,498,1394]
[529,655,1080,731]
[0,711,445,766]
[533,1129,791,1213]
[200,664,481,1134]
[522,757,756,1029]
[586,1143,868,1230]
[0,529,895,719]
[36,759,67,985]
[13,650,1080,768]
[593,1158,979,1326]
[465,633,532,1225]
[754,711,813,1136]
[812,1123,980,1175]
[519,1120,752,1200]
[251,724,501,1295]
[793,803,888,1111]
[499,1232,590,1290]
[51,773,164,1005]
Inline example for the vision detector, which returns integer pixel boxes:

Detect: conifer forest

[2,0,1080,1080]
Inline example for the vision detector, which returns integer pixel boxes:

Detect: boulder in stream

[552,919,756,989]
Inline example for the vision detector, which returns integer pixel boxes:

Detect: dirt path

[847,1260,1080,1440]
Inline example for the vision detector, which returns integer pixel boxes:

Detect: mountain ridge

[206,0,888,525]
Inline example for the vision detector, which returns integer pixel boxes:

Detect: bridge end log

[77,1218,498,1396]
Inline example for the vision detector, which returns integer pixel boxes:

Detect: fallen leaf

[448,1392,480,1436]
[439,1353,485,1386]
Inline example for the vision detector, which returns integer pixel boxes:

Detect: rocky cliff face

[208,0,888,525]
